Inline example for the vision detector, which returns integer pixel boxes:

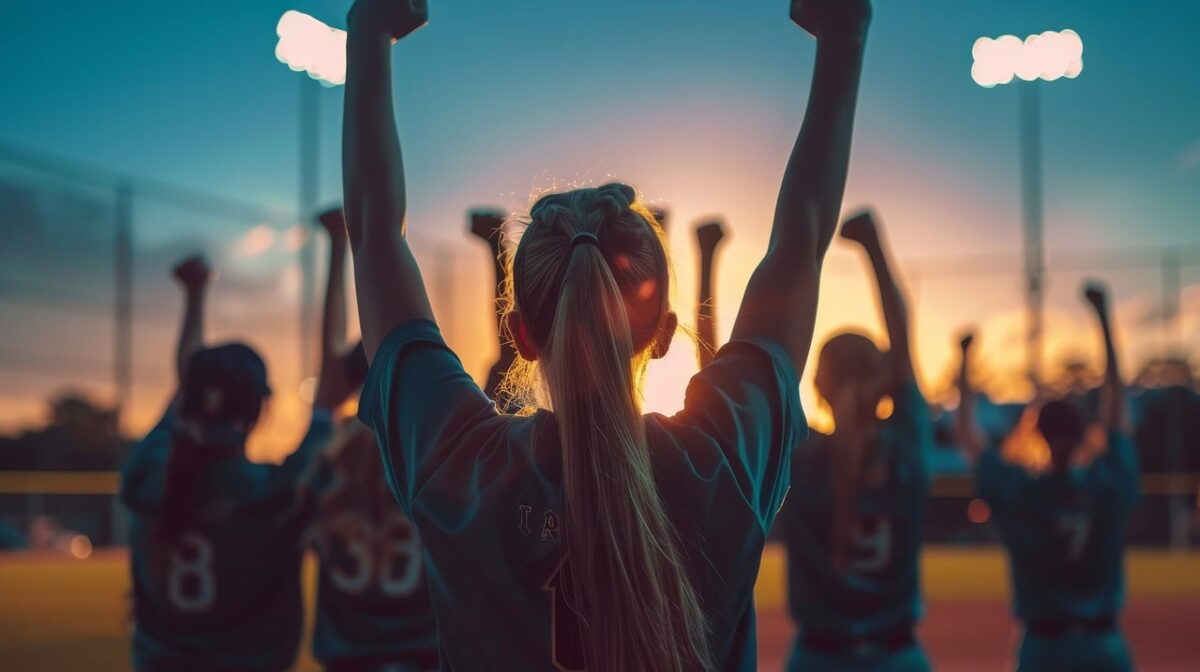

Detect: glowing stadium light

[275,10,347,87]
[69,534,93,560]
[234,224,277,258]
[971,29,1083,88]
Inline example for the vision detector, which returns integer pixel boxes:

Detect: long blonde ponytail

[507,184,713,671]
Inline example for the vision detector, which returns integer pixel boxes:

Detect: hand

[173,255,213,291]
[959,331,975,353]
[648,206,670,233]
[1083,281,1108,313]
[348,0,428,40]
[838,210,878,247]
[317,207,347,241]
[469,209,506,244]
[790,0,871,40]
[696,221,726,254]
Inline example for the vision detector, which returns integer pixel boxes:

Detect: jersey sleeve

[664,337,805,532]
[119,404,176,511]
[975,443,1028,510]
[358,320,496,511]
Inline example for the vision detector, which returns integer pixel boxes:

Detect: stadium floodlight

[970,29,1083,385]
[275,10,347,87]
[971,30,1083,88]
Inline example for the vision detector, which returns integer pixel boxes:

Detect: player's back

[121,411,326,671]
[359,322,804,671]
[780,380,932,639]
[978,430,1141,624]
[311,436,439,670]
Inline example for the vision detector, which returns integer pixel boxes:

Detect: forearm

[696,250,717,368]
[1096,310,1127,429]
[343,32,407,247]
[956,351,983,460]
[771,36,866,262]
[176,287,206,382]
[863,238,911,378]
[322,239,349,360]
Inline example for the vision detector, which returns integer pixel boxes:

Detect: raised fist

[647,207,670,233]
[173,255,213,290]
[959,332,975,352]
[469,209,506,244]
[1082,281,1108,312]
[838,210,878,247]
[317,207,347,239]
[348,0,428,40]
[790,0,871,40]
[696,221,726,254]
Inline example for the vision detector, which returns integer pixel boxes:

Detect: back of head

[505,184,712,671]
[815,331,884,410]
[155,343,270,550]
[1036,398,1087,473]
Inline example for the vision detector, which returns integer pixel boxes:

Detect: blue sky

[1,1,1198,443]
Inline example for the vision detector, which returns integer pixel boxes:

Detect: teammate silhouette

[779,210,932,671]
[957,282,1140,672]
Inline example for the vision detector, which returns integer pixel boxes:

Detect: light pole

[972,30,1083,387]
[275,10,347,377]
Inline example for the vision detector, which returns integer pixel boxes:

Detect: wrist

[817,32,868,60]
[347,28,392,54]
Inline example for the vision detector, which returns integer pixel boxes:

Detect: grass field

[2,545,1199,671]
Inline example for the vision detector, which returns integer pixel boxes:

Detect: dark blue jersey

[781,380,932,638]
[977,430,1140,624]
[310,426,439,667]
[358,320,804,671]
[120,408,331,671]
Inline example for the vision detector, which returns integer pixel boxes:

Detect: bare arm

[840,210,913,384]
[1084,282,1128,432]
[695,221,725,369]
[171,255,212,384]
[313,208,350,410]
[730,0,870,376]
[954,332,985,462]
[342,0,433,362]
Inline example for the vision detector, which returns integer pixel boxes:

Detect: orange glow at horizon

[1,95,1195,461]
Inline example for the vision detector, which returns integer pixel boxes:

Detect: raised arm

[730,0,870,375]
[313,207,352,410]
[1084,281,1128,432]
[342,0,433,362]
[470,208,516,400]
[954,332,985,462]
[840,210,913,384]
[171,255,212,384]
[695,220,726,369]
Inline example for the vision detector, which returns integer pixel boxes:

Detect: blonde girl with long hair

[342,0,871,668]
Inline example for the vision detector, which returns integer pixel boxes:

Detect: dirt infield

[756,600,1200,672]
[2,547,1199,671]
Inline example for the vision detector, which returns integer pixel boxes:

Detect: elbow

[345,201,404,252]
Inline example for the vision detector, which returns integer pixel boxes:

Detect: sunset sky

[1,1,1197,458]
